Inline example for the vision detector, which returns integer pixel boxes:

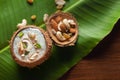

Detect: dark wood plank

[60,20,120,80]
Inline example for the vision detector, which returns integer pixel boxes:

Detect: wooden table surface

[60,19,120,80]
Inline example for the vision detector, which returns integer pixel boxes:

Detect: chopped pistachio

[22,42,27,49]
[25,51,29,55]
[18,32,24,38]
[34,43,41,49]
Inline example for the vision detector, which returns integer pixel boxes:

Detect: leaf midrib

[0,0,85,54]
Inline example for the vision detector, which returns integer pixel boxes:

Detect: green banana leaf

[0,0,120,80]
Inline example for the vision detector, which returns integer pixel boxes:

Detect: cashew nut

[56,31,66,41]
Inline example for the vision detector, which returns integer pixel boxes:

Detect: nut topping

[43,14,49,22]
[52,29,57,35]
[29,53,38,61]
[28,32,36,40]
[69,28,76,34]
[58,21,62,31]
[18,42,25,55]
[62,19,70,29]
[31,15,37,21]
[17,19,27,29]
[27,0,34,4]
[56,31,66,41]
[46,12,78,47]
[55,0,66,10]
[55,16,62,23]
[49,15,76,41]
[22,39,32,52]
[58,21,67,32]
[68,20,76,27]
[63,33,71,39]
[51,19,58,31]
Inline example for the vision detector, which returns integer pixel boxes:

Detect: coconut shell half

[46,12,78,47]
[10,25,52,68]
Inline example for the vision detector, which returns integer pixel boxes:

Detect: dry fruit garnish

[46,12,78,47]
[17,19,27,29]
[18,32,24,38]
[55,0,66,10]
[43,14,49,22]
[27,0,34,4]
[31,15,37,21]
[10,22,52,68]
